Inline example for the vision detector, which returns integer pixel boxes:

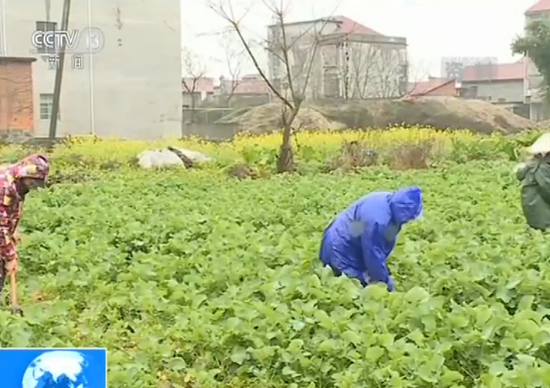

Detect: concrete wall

[0,0,182,139]
[181,122,238,140]
[461,79,524,103]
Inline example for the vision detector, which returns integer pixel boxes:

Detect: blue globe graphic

[22,351,90,388]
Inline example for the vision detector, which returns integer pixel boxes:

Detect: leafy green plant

[0,161,547,387]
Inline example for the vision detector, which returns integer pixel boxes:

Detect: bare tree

[218,33,244,106]
[342,44,381,99]
[182,47,207,125]
[337,43,409,99]
[209,0,333,173]
[401,61,432,98]
[372,47,408,99]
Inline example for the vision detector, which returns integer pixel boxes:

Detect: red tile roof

[526,0,550,14]
[182,77,215,93]
[331,16,381,35]
[221,75,271,95]
[409,78,456,96]
[462,61,524,82]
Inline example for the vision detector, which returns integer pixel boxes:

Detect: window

[39,94,59,120]
[35,21,57,54]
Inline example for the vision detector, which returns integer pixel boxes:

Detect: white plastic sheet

[137,148,211,169]
[175,148,211,163]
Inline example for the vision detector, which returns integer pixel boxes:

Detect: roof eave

[462,77,523,82]
[267,18,337,28]
[423,80,455,95]
[525,8,550,15]
[0,56,37,63]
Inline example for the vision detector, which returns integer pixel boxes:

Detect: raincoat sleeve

[0,189,17,261]
[360,222,394,291]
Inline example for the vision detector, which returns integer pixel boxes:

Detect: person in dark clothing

[516,133,550,231]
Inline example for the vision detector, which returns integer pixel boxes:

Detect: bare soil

[217,97,539,135]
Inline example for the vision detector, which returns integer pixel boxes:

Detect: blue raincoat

[319,187,423,291]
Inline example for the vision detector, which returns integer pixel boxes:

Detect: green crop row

[0,160,548,387]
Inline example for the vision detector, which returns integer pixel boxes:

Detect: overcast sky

[181,0,540,80]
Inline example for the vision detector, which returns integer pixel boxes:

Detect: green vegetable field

[2,159,550,387]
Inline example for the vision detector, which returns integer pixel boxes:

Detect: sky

[181,0,540,80]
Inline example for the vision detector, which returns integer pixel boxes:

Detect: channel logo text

[30,27,104,55]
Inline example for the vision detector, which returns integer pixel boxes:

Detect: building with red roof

[457,60,527,116]
[525,0,550,15]
[267,15,407,99]
[181,77,215,108]
[408,78,457,97]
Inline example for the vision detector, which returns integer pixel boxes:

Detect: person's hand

[515,163,526,173]
[5,258,18,275]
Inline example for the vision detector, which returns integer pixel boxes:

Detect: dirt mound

[218,97,538,135]
[314,97,538,134]
[216,103,345,134]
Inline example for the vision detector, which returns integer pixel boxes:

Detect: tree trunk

[190,94,197,123]
[277,122,294,173]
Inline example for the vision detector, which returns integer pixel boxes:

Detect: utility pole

[48,0,71,144]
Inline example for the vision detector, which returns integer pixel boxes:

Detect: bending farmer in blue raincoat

[319,187,423,291]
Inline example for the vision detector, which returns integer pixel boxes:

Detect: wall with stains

[0,58,36,140]
[0,0,182,139]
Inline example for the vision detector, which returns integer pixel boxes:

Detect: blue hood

[389,186,423,225]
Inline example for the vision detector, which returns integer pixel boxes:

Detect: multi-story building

[0,0,182,139]
[524,0,550,121]
[459,60,529,117]
[267,16,408,100]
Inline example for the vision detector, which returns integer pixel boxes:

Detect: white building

[267,16,408,100]
[0,0,182,139]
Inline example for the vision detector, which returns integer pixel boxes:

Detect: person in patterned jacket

[0,154,49,295]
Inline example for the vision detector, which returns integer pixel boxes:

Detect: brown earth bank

[216,96,540,135]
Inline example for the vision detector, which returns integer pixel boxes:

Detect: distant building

[216,74,272,106]
[0,0,182,139]
[0,56,37,141]
[182,77,215,108]
[460,61,524,103]
[459,61,529,117]
[182,75,272,108]
[267,16,408,99]
[440,57,497,81]
[524,0,550,120]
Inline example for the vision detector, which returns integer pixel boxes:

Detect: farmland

[1,128,550,387]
